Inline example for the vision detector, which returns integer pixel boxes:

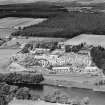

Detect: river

[9,84,105,105]
[33,85,105,105]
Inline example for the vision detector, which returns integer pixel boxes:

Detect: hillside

[1,1,105,38]
[64,34,105,47]
[12,11,105,38]
[0,2,68,18]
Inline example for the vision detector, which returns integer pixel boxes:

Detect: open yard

[0,49,20,72]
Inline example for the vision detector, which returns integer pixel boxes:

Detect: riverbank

[9,100,60,105]
[0,82,90,105]
[42,73,105,92]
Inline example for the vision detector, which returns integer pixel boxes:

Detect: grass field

[0,17,47,29]
[1,37,65,48]
[0,17,47,38]
[0,49,20,72]
[0,29,16,38]
[64,34,105,47]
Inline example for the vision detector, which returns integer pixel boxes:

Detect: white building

[31,48,50,54]
[52,66,72,73]
[84,66,102,75]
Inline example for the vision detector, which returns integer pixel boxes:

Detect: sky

[0,0,105,5]
[0,0,58,4]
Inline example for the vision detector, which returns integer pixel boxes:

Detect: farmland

[0,17,47,29]
[0,29,16,39]
[0,17,47,39]
[64,34,105,47]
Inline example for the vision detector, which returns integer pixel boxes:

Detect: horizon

[0,0,105,5]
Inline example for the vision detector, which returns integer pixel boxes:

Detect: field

[64,34,105,47]
[0,29,16,38]
[0,17,47,29]
[1,37,66,48]
[42,73,105,92]
[0,49,20,72]
[0,17,47,38]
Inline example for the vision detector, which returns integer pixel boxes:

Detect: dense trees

[0,73,44,84]
[21,43,33,53]
[44,89,90,105]
[65,43,84,53]
[0,39,5,46]
[21,41,58,54]
[0,83,40,105]
[16,87,30,99]
[37,41,58,51]
[0,82,91,105]
[0,83,18,105]
[90,46,105,74]
[0,72,44,105]
[11,11,105,38]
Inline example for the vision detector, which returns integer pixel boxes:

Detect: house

[51,49,65,55]
[84,66,102,75]
[52,66,72,73]
[58,41,65,49]
[30,48,50,54]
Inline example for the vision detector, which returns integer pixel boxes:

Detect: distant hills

[0,2,68,18]
[1,1,105,38]
[1,0,105,5]
[12,11,105,38]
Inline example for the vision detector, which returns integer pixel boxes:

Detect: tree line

[90,46,105,74]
